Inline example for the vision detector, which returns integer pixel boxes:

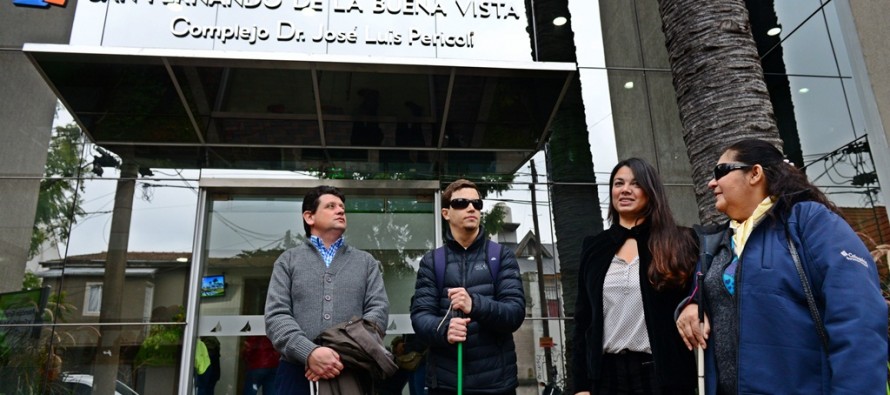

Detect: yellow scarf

[729,196,775,256]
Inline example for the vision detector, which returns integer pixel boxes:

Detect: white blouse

[601,255,651,354]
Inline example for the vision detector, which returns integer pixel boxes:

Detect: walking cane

[457,341,463,395]
[697,323,705,395]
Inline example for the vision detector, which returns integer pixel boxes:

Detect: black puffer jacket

[410,228,526,394]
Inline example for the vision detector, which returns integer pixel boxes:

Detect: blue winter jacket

[694,201,886,395]
[410,228,526,394]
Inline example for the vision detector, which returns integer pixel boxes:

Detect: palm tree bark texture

[657,0,783,224]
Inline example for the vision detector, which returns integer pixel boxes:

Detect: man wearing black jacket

[410,179,526,395]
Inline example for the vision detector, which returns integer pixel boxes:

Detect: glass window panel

[769,0,826,41]
[219,69,316,115]
[820,1,854,77]
[0,320,58,394]
[784,75,858,160]
[802,136,880,209]
[200,191,435,393]
[102,145,205,170]
[83,283,102,317]
[205,147,327,170]
[211,118,321,145]
[170,66,224,120]
[318,71,436,120]
[763,1,841,77]
[39,60,198,144]
[64,323,183,395]
[446,74,564,150]
[569,0,606,68]
[50,174,197,326]
[841,75,869,139]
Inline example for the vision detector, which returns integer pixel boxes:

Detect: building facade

[1,0,888,394]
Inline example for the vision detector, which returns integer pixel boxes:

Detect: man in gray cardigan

[265,185,389,395]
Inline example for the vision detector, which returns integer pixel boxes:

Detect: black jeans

[591,351,691,395]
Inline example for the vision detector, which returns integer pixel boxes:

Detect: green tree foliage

[30,123,88,258]
[481,202,507,238]
[136,306,186,368]
[21,271,41,290]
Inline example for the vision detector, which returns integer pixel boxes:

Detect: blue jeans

[274,360,311,395]
[408,363,427,395]
[195,371,219,395]
[243,367,277,395]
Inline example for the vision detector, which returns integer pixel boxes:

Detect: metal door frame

[178,178,441,394]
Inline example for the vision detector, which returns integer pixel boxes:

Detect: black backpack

[433,240,503,291]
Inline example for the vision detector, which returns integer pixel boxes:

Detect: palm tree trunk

[657,0,782,224]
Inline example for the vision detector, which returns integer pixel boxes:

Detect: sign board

[0,287,50,339]
[70,0,533,61]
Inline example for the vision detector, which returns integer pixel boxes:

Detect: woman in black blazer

[572,158,697,395]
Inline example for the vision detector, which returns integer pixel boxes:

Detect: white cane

[697,322,705,395]
[309,380,319,395]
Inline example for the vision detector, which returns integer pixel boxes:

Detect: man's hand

[305,346,343,381]
[448,287,473,315]
[447,317,471,344]
[676,304,710,350]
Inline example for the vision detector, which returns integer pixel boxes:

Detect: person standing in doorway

[411,179,526,395]
[195,336,221,395]
[265,185,389,395]
[241,336,280,395]
[573,158,697,395]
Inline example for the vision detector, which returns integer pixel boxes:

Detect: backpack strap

[434,246,447,292]
[433,241,504,292]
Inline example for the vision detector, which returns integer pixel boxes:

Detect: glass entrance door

[191,180,439,395]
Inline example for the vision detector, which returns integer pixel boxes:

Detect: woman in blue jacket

[676,139,887,395]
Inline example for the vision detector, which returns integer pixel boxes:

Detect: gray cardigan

[264,241,389,364]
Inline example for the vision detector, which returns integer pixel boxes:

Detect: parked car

[56,373,139,395]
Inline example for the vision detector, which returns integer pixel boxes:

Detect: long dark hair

[725,139,841,216]
[608,158,697,290]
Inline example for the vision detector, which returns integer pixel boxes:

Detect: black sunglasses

[713,163,752,180]
[448,198,483,210]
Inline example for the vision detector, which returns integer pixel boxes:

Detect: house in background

[490,203,565,388]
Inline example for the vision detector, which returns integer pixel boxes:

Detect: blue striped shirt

[309,236,344,267]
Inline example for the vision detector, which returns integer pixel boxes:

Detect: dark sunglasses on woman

[448,198,483,210]
[713,163,752,181]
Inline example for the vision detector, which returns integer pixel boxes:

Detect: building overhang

[25,44,576,177]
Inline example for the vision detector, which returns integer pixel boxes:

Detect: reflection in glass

[0,288,57,394]
[200,192,435,393]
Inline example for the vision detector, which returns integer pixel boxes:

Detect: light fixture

[552,16,567,26]
[799,88,810,93]
[767,27,782,36]
[176,257,188,262]
[624,81,634,89]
